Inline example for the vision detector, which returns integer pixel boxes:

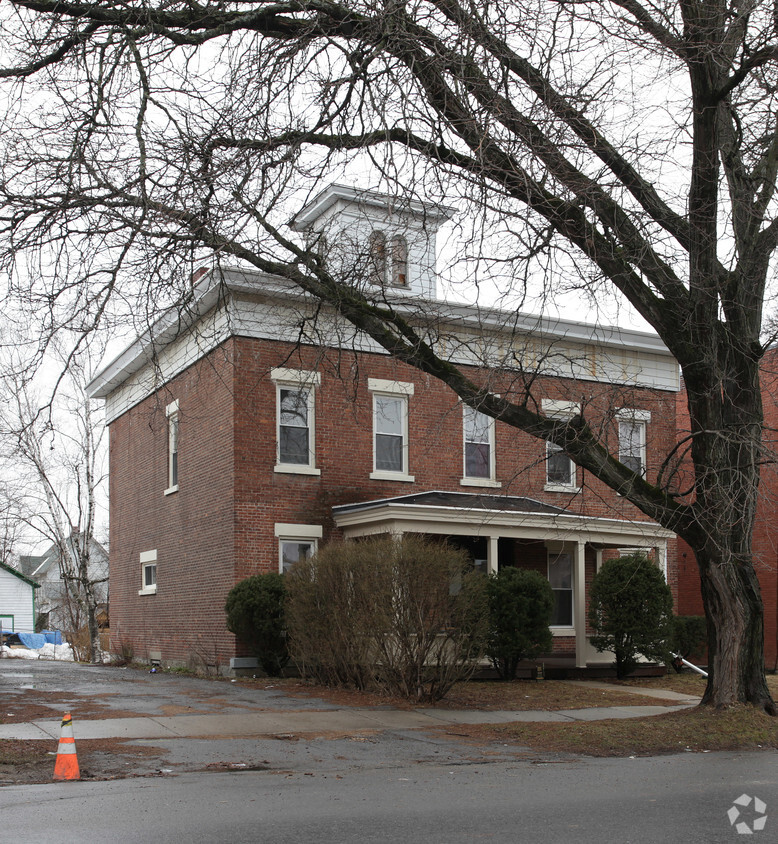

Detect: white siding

[0,569,37,635]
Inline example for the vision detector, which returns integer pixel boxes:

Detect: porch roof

[332,490,674,547]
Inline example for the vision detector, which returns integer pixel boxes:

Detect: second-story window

[374,395,404,472]
[166,400,179,494]
[369,378,415,482]
[546,442,575,488]
[279,387,310,465]
[617,409,651,477]
[272,368,321,475]
[542,399,580,492]
[462,405,496,483]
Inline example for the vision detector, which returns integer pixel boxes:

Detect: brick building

[88,185,680,672]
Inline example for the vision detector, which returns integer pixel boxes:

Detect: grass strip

[480,706,778,757]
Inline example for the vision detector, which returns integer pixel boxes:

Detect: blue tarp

[17,632,47,649]
[41,630,63,645]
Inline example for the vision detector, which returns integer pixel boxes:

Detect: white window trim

[274,524,323,574]
[164,400,179,495]
[272,369,321,475]
[369,380,415,482]
[616,408,650,477]
[460,405,501,488]
[139,550,157,596]
[542,399,580,418]
[367,378,414,396]
[545,442,579,493]
[542,400,581,493]
[547,548,574,634]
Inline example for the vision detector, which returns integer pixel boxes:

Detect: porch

[332,491,675,670]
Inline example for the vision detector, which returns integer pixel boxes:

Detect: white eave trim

[86,267,678,406]
[289,183,458,231]
[332,501,674,544]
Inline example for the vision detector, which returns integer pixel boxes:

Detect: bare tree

[0,351,108,663]
[1,1,777,710]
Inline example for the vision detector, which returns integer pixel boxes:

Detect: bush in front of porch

[588,553,674,679]
[486,568,554,680]
[285,535,489,702]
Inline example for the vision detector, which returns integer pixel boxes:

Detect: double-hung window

[369,378,414,481]
[139,550,157,596]
[461,405,499,487]
[542,400,580,492]
[617,409,651,477]
[272,369,321,475]
[548,550,573,627]
[165,400,179,494]
[274,524,323,574]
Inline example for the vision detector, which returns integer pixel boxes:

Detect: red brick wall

[108,335,679,666]
[109,342,237,666]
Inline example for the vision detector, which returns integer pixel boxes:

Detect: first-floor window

[139,550,158,596]
[275,523,323,574]
[280,540,316,574]
[548,551,572,626]
[144,563,157,589]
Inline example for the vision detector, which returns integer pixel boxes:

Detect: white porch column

[574,541,587,668]
[657,542,667,579]
[487,536,499,575]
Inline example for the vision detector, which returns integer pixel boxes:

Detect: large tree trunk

[683,339,775,713]
[697,549,775,713]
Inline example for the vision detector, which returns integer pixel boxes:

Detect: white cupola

[289,184,456,299]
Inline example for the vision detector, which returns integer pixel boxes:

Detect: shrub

[670,615,707,671]
[588,553,674,679]
[486,568,554,680]
[225,573,288,676]
[285,535,489,702]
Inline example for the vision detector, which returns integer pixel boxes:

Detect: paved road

[2,754,774,843]
[1,659,772,842]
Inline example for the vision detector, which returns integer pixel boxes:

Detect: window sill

[274,464,321,476]
[138,587,157,596]
[550,626,575,636]
[460,477,502,488]
[544,484,580,494]
[370,471,415,483]
[164,485,179,496]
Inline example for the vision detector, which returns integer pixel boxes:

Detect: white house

[0,561,39,636]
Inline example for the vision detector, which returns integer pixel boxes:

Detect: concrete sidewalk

[0,681,701,742]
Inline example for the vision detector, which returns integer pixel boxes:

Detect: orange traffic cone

[53,712,80,781]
